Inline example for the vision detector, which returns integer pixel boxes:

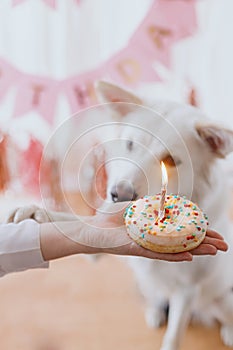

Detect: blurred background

[0,0,232,349]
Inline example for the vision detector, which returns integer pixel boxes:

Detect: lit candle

[158,161,168,219]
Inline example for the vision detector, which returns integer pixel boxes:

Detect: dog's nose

[110,182,138,202]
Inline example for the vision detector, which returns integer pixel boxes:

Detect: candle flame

[161,161,168,187]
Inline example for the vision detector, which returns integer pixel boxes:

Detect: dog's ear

[95,80,142,117]
[196,123,233,158]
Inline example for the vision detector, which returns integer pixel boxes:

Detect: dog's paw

[6,205,51,224]
[160,345,177,350]
[221,325,233,347]
[191,312,216,328]
[145,305,167,329]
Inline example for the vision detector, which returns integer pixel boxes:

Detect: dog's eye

[161,155,181,167]
[127,140,133,151]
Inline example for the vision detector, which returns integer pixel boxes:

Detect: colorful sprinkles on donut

[124,195,208,253]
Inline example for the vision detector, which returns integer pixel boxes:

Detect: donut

[124,195,208,253]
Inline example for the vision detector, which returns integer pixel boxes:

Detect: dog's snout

[111,187,119,202]
[110,181,138,202]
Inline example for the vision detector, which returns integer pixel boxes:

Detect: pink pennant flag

[62,69,103,114]
[20,137,43,196]
[44,0,56,9]
[129,0,171,68]
[129,0,196,68]
[106,47,160,87]
[0,59,19,101]
[156,0,197,39]
[12,0,57,9]
[0,134,10,192]
[9,0,198,123]
[12,0,26,6]
[13,75,59,124]
[130,26,171,68]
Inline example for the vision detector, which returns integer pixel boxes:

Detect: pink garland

[12,0,81,9]
[0,0,197,125]
[0,135,10,192]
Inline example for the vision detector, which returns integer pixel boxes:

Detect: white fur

[96,84,233,350]
[9,82,233,350]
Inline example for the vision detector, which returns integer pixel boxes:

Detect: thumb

[96,201,131,225]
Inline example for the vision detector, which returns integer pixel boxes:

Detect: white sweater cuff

[0,219,49,276]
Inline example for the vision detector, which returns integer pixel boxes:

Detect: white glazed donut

[124,195,208,253]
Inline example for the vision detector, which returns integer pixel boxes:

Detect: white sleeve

[0,219,49,277]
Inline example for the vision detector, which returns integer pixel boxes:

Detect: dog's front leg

[213,289,233,347]
[160,287,197,350]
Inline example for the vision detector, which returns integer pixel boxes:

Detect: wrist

[39,221,102,261]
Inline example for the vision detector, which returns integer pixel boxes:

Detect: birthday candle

[158,161,168,219]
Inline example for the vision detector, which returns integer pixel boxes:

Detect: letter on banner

[86,81,97,103]
[73,81,97,107]
[117,59,141,84]
[31,84,45,106]
[73,85,88,107]
[148,26,172,49]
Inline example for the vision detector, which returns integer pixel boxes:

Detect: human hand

[8,202,228,263]
[65,202,228,262]
[103,229,228,262]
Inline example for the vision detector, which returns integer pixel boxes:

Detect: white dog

[9,82,233,350]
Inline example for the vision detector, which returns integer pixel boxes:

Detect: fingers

[126,236,228,260]
[202,236,228,252]
[119,242,193,262]
[98,201,129,213]
[109,235,228,261]
[96,201,131,226]
[138,249,193,262]
[190,229,228,255]
[206,229,224,240]
[190,243,217,256]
